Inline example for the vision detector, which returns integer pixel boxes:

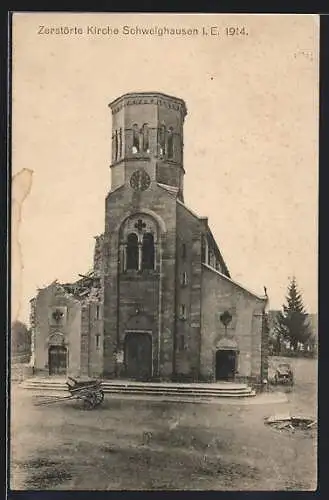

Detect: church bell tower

[108,92,187,201]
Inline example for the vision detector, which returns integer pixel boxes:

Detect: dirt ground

[9,356,317,491]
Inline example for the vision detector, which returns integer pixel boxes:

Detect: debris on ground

[265,413,291,424]
[264,414,317,433]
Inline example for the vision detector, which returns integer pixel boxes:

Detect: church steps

[100,388,255,398]
[101,384,253,394]
[19,378,255,398]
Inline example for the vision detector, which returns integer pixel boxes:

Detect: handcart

[34,376,105,410]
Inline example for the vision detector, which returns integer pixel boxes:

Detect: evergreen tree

[274,277,311,351]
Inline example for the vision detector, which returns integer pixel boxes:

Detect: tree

[11,321,31,355]
[268,328,282,356]
[266,310,283,355]
[274,277,311,351]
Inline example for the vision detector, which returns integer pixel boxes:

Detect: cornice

[109,92,187,118]
[109,158,185,170]
[110,157,151,168]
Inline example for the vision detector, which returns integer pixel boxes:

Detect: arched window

[112,133,115,161]
[181,272,188,286]
[120,215,159,274]
[201,236,206,263]
[179,304,187,320]
[142,233,155,270]
[119,128,122,158]
[141,123,149,153]
[158,124,166,156]
[208,248,212,266]
[167,127,174,159]
[115,130,118,161]
[132,124,140,153]
[126,233,138,270]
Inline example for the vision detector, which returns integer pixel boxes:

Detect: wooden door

[48,346,67,375]
[215,349,237,381]
[125,332,152,380]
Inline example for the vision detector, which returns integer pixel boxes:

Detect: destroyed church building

[30,92,269,384]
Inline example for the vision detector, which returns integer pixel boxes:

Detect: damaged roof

[59,269,102,301]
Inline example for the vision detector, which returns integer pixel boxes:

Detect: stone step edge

[107,394,257,402]
[101,384,252,392]
[30,392,256,400]
[23,387,255,397]
[31,394,257,404]
[21,381,251,391]
[102,390,255,397]
[21,383,253,393]
[19,379,249,389]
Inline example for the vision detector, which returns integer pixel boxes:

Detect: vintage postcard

[10,12,319,491]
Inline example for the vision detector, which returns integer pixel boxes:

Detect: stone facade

[31,275,103,377]
[200,266,267,384]
[30,91,269,384]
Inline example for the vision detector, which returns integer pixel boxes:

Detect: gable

[202,263,267,302]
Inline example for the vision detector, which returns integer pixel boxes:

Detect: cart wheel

[95,390,104,406]
[83,393,97,410]
[80,390,96,410]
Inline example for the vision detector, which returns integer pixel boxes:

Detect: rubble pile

[264,413,317,433]
[61,270,102,302]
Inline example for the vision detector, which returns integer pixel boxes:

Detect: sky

[11,13,319,324]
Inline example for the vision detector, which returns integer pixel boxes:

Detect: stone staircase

[102,381,256,400]
[20,377,256,401]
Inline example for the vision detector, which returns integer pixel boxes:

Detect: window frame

[132,123,140,153]
[141,123,150,154]
[181,271,188,287]
[126,232,139,270]
[181,243,186,259]
[119,127,123,158]
[167,126,174,159]
[179,304,187,320]
[141,232,155,271]
[115,130,119,161]
[158,123,166,157]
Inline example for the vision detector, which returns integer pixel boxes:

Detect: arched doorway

[48,345,67,375]
[215,350,238,381]
[124,332,152,380]
[215,338,239,381]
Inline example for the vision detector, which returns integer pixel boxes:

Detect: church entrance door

[48,345,67,375]
[124,332,152,380]
[215,349,237,381]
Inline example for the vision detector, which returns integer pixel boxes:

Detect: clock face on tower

[130,169,151,191]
